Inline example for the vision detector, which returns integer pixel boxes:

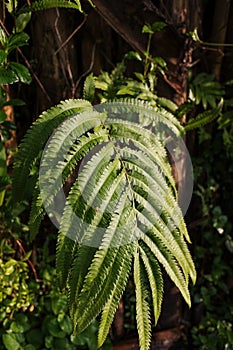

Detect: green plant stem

[143,33,152,77]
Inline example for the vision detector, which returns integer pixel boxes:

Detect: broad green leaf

[0,49,7,64]
[0,67,18,84]
[2,334,20,350]
[9,62,31,84]
[7,32,30,52]
[1,98,25,107]
[15,12,32,32]
[0,110,7,123]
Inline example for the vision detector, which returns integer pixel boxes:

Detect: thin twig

[54,8,71,89]
[16,239,43,283]
[73,42,96,97]
[55,16,87,55]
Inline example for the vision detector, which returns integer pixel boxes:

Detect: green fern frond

[141,231,191,306]
[185,99,223,131]
[56,233,77,290]
[73,244,134,334]
[139,242,163,324]
[97,99,184,136]
[13,99,92,203]
[28,183,45,241]
[98,243,135,347]
[72,190,136,333]
[68,245,97,318]
[38,109,107,210]
[134,246,152,350]
[156,97,178,112]
[83,73,95,103]
[136,207,192,285]
[18,0,83,14]
[13,99,196,349]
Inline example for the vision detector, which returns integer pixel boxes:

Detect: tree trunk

[208,0,231,79]
[30,9,82,115]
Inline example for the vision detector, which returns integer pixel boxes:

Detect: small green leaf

[153,56,167,68]
[142,22,166,35]
[185,101,223,131]
[15,13,32,32]
[26,329,43,347]
[7,32,30,52]
[0,190,6,206]
[2,334,20,350]
[0,49,7,64]
[151,21,167,32]
[73,0,83,12]
[9,62,31,84]
[0,27,7,47]
[0,67,18,84]
[51,294,67,315]
[10,321,25,333]
[5,0,18,14]
[134,72,145,82]
[124,51,142,61]
[22,250,32,261]
[47,318,67,338]
[0,143,7,177]
[83,73,95,103]
[59,315,73,334]
[142,24,154,35]
[24,345,36,350]
[0,110,7,123]
[1,98,25,107]
[156,97,177,112]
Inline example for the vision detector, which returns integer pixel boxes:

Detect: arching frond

[28,183,45,241]
[139,242,163,324]
[134,246,152,350]
[13,99,92,202]
[18,0,83,14]
[56,233,77,290]
[98,242,135,347]
[13,99,196,349]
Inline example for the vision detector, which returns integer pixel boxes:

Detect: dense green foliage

[1,2,233,349]
[12,97,195,349]
[0,210,112,350]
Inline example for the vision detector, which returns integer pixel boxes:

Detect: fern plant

[13,98,196,349]
[17,0,94,14]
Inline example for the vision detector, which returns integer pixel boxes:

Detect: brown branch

[92,0,147,54]
[16,239,43,283]
[55,16,87,55]
[73,42,96,97]
[54,8,72,89]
